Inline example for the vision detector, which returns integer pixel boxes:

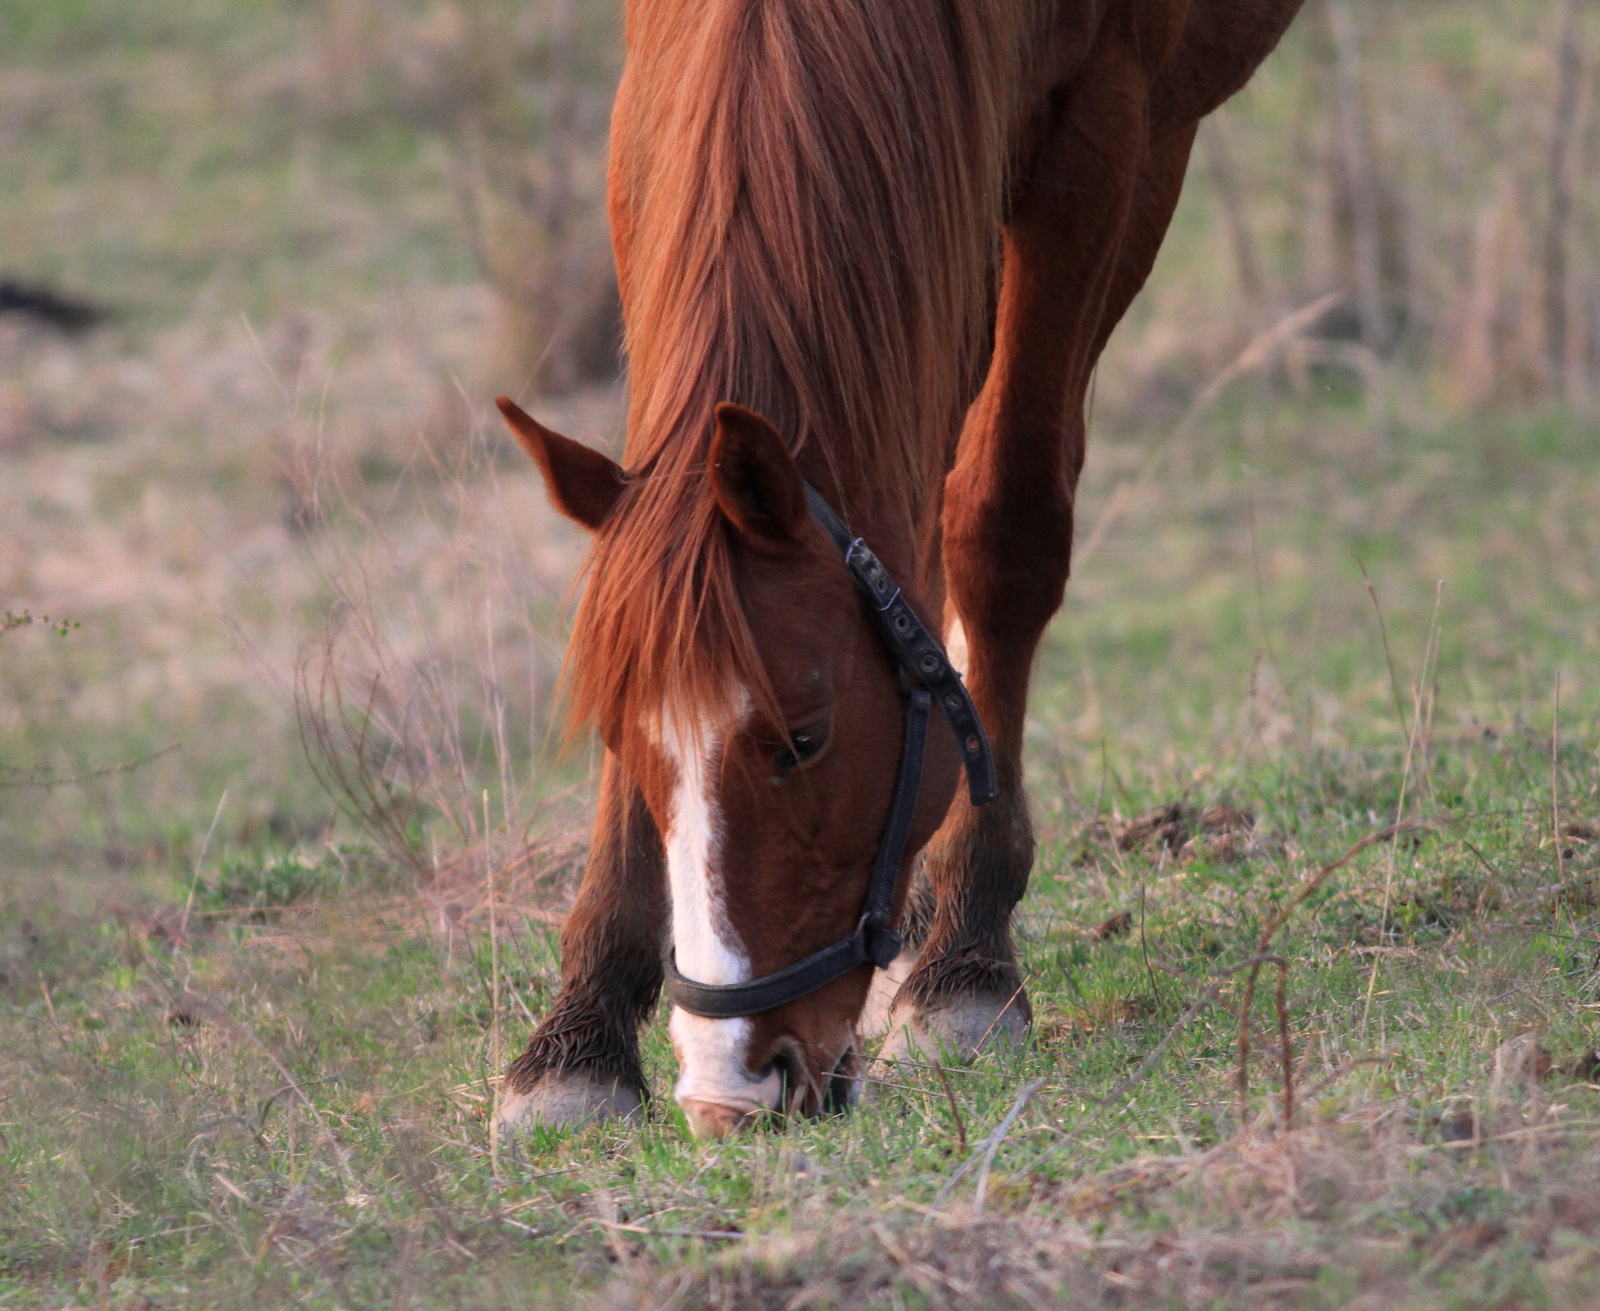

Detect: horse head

[499,397,967,1135]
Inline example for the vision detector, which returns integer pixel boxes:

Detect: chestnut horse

[494,0,1304,1138]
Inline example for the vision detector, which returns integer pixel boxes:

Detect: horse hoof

[859,947,919,1039]
[872,992,1030,1069]
[493,1073,643,1138]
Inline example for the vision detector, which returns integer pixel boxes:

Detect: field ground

[5,370,1600,1311]
[5,1,1600,1307]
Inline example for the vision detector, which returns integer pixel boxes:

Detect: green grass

[4,394,1600,1308]
[4,696,1600,1307]
[0,0,471,326]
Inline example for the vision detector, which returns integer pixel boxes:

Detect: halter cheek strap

[663,482,996,1020]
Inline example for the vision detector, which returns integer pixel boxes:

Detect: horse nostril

[823,1046,861,1115]
[766,1052,798,1111]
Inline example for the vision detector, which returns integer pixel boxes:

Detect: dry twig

[931,1078,1045,1213]
[1235,821,1428,1127]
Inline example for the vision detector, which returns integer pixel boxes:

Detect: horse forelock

[564,476,768,775]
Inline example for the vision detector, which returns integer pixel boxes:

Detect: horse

[493,0,1305,1139]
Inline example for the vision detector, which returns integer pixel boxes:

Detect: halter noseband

[663,482,997,1020]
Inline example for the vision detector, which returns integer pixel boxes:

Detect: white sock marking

[945,616,969,677]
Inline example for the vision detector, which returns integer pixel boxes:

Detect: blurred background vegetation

[0,0,1596,912]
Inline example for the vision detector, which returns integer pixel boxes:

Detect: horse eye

[776,726,827,772]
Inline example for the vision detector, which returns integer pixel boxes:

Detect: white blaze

[659,698,782,1114]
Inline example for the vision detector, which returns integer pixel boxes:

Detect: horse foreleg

[495,750,666,1134]
[880,39,1197,1064]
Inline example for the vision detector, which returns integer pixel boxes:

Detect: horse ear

[708,403,806,553]
[495,397,624,531]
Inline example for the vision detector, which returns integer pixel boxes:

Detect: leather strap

[663,482,995,1019]
[802,484,995,806]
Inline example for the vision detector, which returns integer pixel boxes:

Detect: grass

[3,793,1600,1310]
[4,394,1600,1308]
[4,0,1600,1305]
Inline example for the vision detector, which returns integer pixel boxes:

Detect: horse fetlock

[921,792,1036,905]
[493,1071,644,1138]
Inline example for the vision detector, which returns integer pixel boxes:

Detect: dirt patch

[1092,802,1261,863]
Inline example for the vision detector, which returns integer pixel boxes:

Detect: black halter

[663,483,997,1020]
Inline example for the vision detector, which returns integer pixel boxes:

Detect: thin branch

[0,744,180,791]
[1100,952,1284,1109]
[1353,557,1408,735]
[1274,959,1293,1128]
[596,1220,744,1242]
[932,1078,1045,1213]
[1075,293,1341,568]
[931,1059,968,1158]
[1237,822,1427,1122]
[1553,671,1566,884]
[179,789,230,941]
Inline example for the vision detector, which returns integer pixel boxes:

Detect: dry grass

[0,282,619,863]
[603,1112,1600,1310]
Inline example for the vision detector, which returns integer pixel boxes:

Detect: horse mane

[566,0,1032,754]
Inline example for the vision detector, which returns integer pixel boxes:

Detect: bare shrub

[288,379,617,909]
[391,0,624,394]
[1110,2,1600,418]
